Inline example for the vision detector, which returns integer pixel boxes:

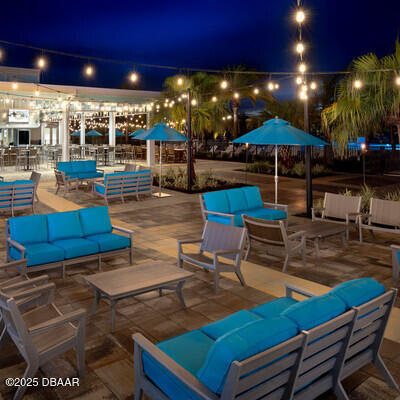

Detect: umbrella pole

[159,141,162,197]
[274,145,278,204]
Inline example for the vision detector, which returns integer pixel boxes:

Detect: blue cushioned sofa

[133,278,398,400]
[94,170,153,204]
[0,180,35,216]
[57,161,104,180]
[6,206,133,277]
[200,186,288,227]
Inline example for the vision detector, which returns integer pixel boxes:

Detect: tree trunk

[190,146,196,183]
[232,101,239,138]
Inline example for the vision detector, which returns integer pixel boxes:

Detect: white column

[40,123,45,145]
[109,111,116,146]
[80,113,86,145]
[146,112,155,166]
[58,120,62,145]
[61,105,70,161]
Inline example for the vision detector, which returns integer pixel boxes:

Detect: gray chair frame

[391,244,400,285]
[132,284,398,400]
[29,171,41,202]
[359,198,400,242]
[242,214,306,272]
[5,220,134,278]
[0,283,86,400]
[199,194,288,226]
[312,192,362,240]
[178,220,246,292]
[54,170,79,196]
[0,182,35,217]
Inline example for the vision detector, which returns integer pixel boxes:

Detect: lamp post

[186,88,192,193]
[361,142,366,185]
[245,142,249,184]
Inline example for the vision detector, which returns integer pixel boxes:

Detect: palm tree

[219,64,275,138]
[322,41,400,153]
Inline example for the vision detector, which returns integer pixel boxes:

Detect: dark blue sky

[0,0,399,97]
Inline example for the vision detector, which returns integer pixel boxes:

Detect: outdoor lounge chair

[178,220,246,292]
[312,192,361,240]
[242,214,307,272]
[133,278,398,400]
[0,283,86,400]
[55,170,79,196]
[359,198,400,242]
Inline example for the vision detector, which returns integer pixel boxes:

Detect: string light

[130,72,138,82]
[296,76,303,85]
[191,99,197,106]
[310,81,317,90]
[298,63,306,73]
[220,80,228,89]
[12,82,18,90]
[267,82,274,91]
[177,77,184,86]
[233,92,240,99]
[34,89,40,96]
[296,43,304,54]
[37,57,46,68]
[296,10,305,23]
[274,83,279,90]
[395,76,400,86]
[85,65,94,76]
[211,96,217,102]
[253,88,259,95]
[299,91,308,100]
[353,79,362,89]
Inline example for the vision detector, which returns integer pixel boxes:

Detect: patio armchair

[177,220,246,292]
[242,215,307,272]
[359,198,400,242]
[55,170,79,196]
[391,245,400,285]
[29,171,41,202]
[312,192,361,240]
[0,283,86,400]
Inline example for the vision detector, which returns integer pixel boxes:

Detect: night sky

[0,0,399,99]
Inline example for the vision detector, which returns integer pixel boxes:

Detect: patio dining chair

[242,215,307,272]
[178,220,246,292]
[0,283,86,400]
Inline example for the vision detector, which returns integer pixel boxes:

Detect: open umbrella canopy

[129,128,145,138]
[70,131,80,137]
[106,130,125,137]
[232,118,328,146]
[134,122,188,142]
[86,130,102,137]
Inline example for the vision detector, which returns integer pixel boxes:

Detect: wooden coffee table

[288,221,347,257]
[85,261,193,332]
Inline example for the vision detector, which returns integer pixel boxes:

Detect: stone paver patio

[1,160,400,399]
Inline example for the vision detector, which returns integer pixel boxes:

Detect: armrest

[287,230,307,241]
[96,169,104,174]
[213,249,241,256]
[0,259,28,274]
[263,202,288,211]
[177,238,203,245]
[112,225,134,235]
[12,283,55,302]
[29,308,86,335]
[346,212,360,223]
[312,207,325,212]
[2,275,48,292]
[391,244,400,251]
[285,283,317,299]
[203,210,235,224]
[133,333,218,400]
[7,238,26,253]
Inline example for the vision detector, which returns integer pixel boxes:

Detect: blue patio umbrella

[233,117,328,203]
[129,128,145,138]
[86,130,102,137]
[70,131,80,137]
[106,130,125,137]
[135,122,189,197]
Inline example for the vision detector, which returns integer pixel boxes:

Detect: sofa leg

[374,354,400,391]
[98,256,102,271]
[333,382,349,400]
[61,263,66,279]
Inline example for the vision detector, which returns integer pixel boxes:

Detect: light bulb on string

[233,92,240,99]
[130,72,138,82]
[220,80,228,89]
[253,88,259,95]
[211,96,217,102]
[395,76,400,86]
[37,57,46,69]
[191,99,197,106]
[177,77,184,86]
[35,89,40,96]
[353,79,362,89]
[301,84,308,93]
[12,82,18,90]
[298,63,306,73]
[296,43,304,54]
[274,83,279,90]
[296,76,303,85]
[267,82,274,91]
[85,64,94,77]
[310,81,317,90]
[296,10,305,23]
[299,91,308,101]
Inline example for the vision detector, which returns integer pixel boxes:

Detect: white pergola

[0,82,160,165]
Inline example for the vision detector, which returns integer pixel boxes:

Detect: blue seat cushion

[78,206,112,236]
[10,242,64,267]
[86,233,130,252]
[225,188,248,213]
[78,172,103,179]
[47,210,84,242]
[242,186,263,209]
[197,317,298,394]
[52,238,99,259]
[251,297,299,319]
[329,278,385,309]
[282,294,346,331]
[9,214,48,244]
[203,191,230,214]
[200,310,262,341]
[143,330,213,400]
[65,172,80,179]
[240,207,287,222]
[207,214,233,226]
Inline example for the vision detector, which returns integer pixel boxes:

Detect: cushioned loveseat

[200,186,288,227]
[57,160,104,180]
[133,278,398,400]
[6,206,133,276]
[94,170,153,204]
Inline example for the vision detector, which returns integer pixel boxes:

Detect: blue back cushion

[57,162,72,174]
[200,310,261,341]
[47,211,83,242]
[329,278,385,309]
[71,161,84,172]
[78,206,112,236]
[282,294,346,331]
[251,297,299,319]
[225,189,248,213]
[197,317,298,394]
[9,214,48,244]
[83,160,96,172]
[242,186,263,209]
[203,191,230,214]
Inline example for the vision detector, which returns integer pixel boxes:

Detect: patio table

[85,261,193,332]
[288,221,347,257]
